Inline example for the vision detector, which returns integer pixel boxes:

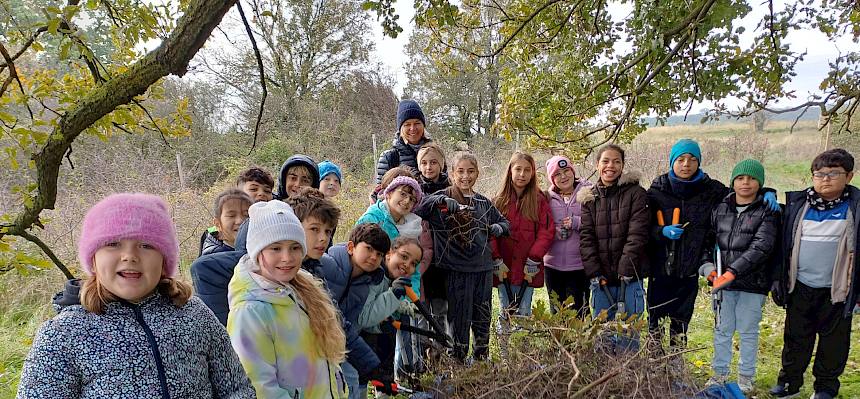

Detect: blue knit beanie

[396,99,425,130]
[669,139,702,167]
[317,161,342,184]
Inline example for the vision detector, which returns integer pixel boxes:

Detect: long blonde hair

[494,152,540,222]
[80,274,193,314]
[289,270,347,363]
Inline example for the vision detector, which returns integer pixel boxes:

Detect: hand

[493,258,509,280]
[490,223,505,237]
[770,281,785,307]
[523,258,540,283]
[371,379,398,395]
[763,191,780,212]
[698,262,716,278]
[711,270,735,291]
[397,301,418,316]
[662,224,684,240]
[380,319,397,335]
[442,198,461,213]
[391,277,412,299]
[562,216,572,229]
[590,275,607,286]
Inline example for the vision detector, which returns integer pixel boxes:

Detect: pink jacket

[543,179,592,272]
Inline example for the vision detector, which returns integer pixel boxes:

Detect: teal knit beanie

[731,159,765,187]
[669,139,702,167]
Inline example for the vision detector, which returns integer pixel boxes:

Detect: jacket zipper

[129,303,171,399]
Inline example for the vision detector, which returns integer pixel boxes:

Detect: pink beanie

[78,193,180,277]
[383,176,424,211]
[546,155,575,190]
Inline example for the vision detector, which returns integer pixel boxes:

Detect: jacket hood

[228,255,303,307]
[276,154,320,199]
[576,170,642,204]
[52,278,82,311]
[234,219,249,252]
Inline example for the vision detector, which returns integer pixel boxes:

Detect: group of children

[14,125,860,399]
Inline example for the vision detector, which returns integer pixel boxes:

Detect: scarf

[805,187,850,211]
[668,169,705,199]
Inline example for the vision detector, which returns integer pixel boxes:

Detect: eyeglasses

[812,171,848,180]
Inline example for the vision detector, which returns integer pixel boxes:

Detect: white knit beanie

[246,200,307,261]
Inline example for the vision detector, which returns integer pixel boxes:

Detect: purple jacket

[543,179,592,271]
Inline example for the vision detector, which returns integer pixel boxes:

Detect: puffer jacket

[17,291,255,399]
[191,220,249,325]
[578,170,650,285]
[355,201,426,294]
[701,192,781,295]
[227,256,347,398]
[201,230,234,257]
[491,191,555,287]
[275,154,320,200]
[544,179,592,272]
[374,135,432,184]
[419,172,450,196]
[646,172,728,278]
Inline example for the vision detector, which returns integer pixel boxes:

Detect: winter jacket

[646,172,729,278]
[357,269,400,333]
[776,186,860,317]
[544,180,592,272]
[17,291,255,399]
[323,244,383,375]
[191,220,249,325]
[419,172,451,196]
[415,192,511,273]
[491,191,555,287]
[355,201,427,294]
[578,171,650,285]
[201,230,234,257]
[227,256,347,398]
[275,154,320,200]
[702,192,781,295]
[374,135,432,184]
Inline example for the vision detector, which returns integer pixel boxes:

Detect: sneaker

[769,382,801,398]
[810,392,835,399]
[706,374,727,386]
[738,374,754,393]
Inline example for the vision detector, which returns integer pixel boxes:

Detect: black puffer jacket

[646,173,728,278]
[703,192,781,295]
[374,135,432,183]
[419,172,450,196]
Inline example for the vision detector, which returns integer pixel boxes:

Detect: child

[285,187,341,277]
[699,159,780,393]
[227,200,348,398]
[415,143,450,337]
[770,149,860,399]
[191,219,250,325]
[417,142,450,195]
[579,144,649,348]
[200,189,252,256]
[237,166,275,202]
[491,152,554,328]
[318,160,343,198]
[325,224,391,399]
[369,165,416,204]
[543,155,593,315]
[415,151,510,361]
[275,154,320,200]
[18,193,255,398]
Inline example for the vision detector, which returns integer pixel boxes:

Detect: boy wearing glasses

[770,148,860,399]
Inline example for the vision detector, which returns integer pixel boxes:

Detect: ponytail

[290,270,347,363]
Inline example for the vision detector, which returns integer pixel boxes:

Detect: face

[510,159,534,191]
[552,167,575,193]
[302,216,334,260]
[419,153,443,181]
[672,154,699,180]
[399,119,425,145]
[812,166,854,200]
[92,239,164,303]
[596,149,624,185]
[214,199,250,245]
[732,175,761,200]
[347,241,384,273]
[286,166,313,198]
[241,181,273,202]
[257,240,304,284]
[321,174,341,198]
[452,159,479,192]
[386,186,416,221]
[385,243,422,278]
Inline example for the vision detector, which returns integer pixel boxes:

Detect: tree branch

[15,231,75,280]
[236,0,267,154]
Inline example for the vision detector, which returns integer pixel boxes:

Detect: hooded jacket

[18,291,255,399]
[544,179,592,272]
[578,171,650,285]
[227,256,347,398]
[491,191,555,287]
[191,220,249,325]
[646,172,729,278]
[355,201,428,293]
[201,230,234,257]
[374,135,432,184]
[276,154,320,200]
[419,172,450,196]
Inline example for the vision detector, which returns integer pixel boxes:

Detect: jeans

[591,279,645,352]
[712,290,766,377]
[341,362,365,399]
[498,283,534,318]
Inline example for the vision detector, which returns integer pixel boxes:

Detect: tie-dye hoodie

[227,254,347,398]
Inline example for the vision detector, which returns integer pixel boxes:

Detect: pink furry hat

[383,176,424,211]
[77,193,179,277]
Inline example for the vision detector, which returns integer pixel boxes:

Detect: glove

[371,379,398,395]
[493,258,509,280]
[390,277,412,299]
[590,275,607,286]
[770,281,785,307]
[442,198,461,213]
[662,224,684,240]
[523,258,540,283]
[490,223,505,237]
[397,301,418,316]
[711,270,735,291]
[379,319,397,335]
[763,191,780,212]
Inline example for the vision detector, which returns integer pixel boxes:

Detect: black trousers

[423,266,450,335]
[778,281,853,396]
[446,269,492,361]
[544,268,590,316]
[359,331,395,384]
[646,275,699,348]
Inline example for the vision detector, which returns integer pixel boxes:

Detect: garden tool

[617,276,632,316]
[599,277,616,310]
[665,208,681,275]
[371,380,415,395]
[713,245,723,328]
[405,286,453,347]
[385,318,452,348]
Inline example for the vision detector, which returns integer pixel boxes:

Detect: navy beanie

[396,100,425,130]
[669,139,702,167]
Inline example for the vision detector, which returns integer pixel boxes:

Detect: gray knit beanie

[246,200,307,261]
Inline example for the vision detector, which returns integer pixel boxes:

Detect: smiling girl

[17,193,255,399]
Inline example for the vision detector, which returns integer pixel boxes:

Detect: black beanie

[396,99,425,130]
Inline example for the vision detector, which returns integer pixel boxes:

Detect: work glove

[711,270,736,291]
[442,198,461,214]
[763,191,781,212]
[493,258,509,280]
[770,281,785,307]
[523,258,540,283]
[698,262,717,286]
[662,224,684,240]
[390,277,412,299]
[489,223,505,237]
[397,301,418,317]
[590,275,607,286]
[379,319,397,335]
